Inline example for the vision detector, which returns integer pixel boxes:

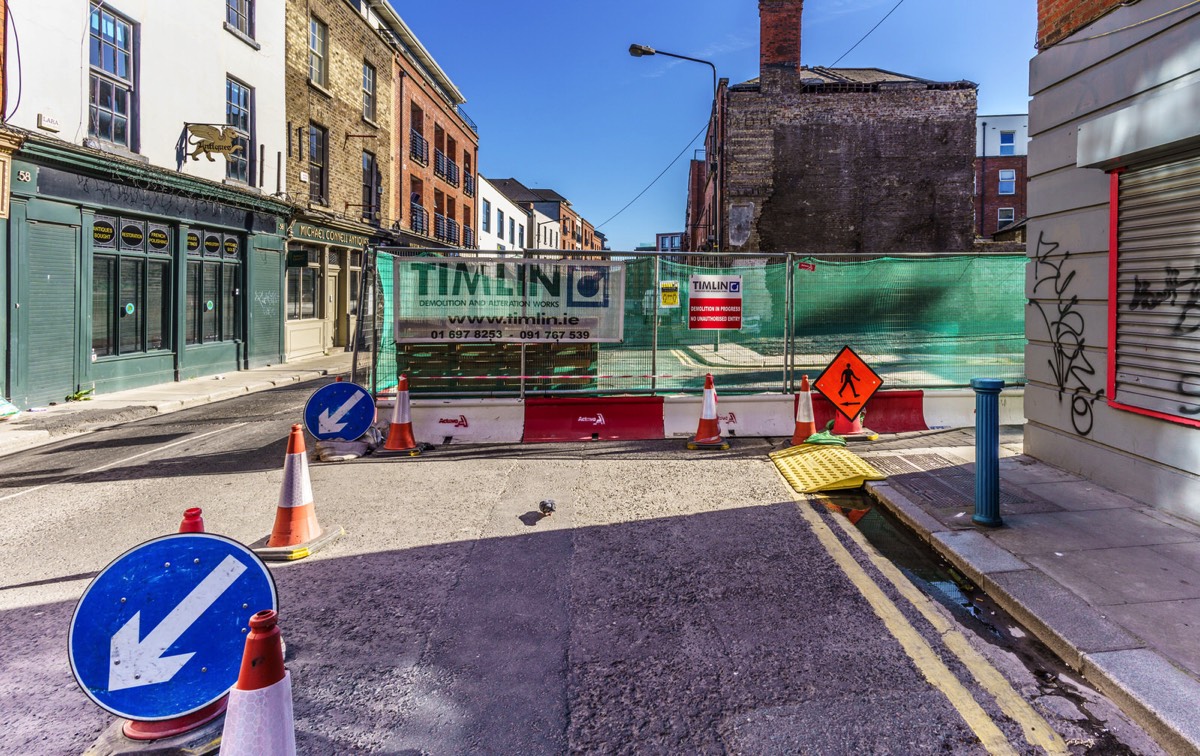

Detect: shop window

[286,249,320,321]
[185,228,243,345]
[91,215,170,358]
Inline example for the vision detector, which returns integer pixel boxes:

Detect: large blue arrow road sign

[304,381,375,441]
[69,533,277,721]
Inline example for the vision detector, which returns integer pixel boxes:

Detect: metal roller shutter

[1115,154,1200,420]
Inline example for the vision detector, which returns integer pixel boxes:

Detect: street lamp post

[629,43,720,255]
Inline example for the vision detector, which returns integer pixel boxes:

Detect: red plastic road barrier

[809,390,928,434]
[524,397,665,442]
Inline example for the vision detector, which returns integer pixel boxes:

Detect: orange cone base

[791,424,818,447]
[253,523,344,562]
[84,706,226,755]
[832,413,879,442]
[375,443,421,457]
[122,697,227,741]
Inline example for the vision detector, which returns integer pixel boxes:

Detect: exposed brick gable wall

[724,85,977,253]
[1038,0,1126,49]
[974,156,1028,237]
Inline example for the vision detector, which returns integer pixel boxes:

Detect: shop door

[23,221,79,406]
[325,272,338,351]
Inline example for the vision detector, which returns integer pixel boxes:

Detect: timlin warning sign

[814,346,883,421]
[688,275,742,330]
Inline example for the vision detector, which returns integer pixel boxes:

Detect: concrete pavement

[855,428,1200,755]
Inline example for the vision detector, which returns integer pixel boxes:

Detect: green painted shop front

[4,138,292,409]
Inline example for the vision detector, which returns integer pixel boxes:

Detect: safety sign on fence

[392,257,626,344]
[659,281,680,309]
[688,274,742,330]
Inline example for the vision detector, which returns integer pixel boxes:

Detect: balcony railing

[434,213,459,245]
[463,173,475,197]
[410,129,429,166]
[457,105,478,134]
[463,226,476,249]
[410,203,428,236]
[434,149,460,187]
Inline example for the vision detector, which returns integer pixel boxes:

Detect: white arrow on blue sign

[304,381,375,441]
[68,533,277,721]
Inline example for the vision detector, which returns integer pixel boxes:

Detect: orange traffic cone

[833,411,864,435]
[253,425,342,561]
[220,610,296,756]
[791,374,817,446]
[377,375,420,456]
[688,374,731,450]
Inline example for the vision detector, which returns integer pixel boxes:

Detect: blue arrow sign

[304,381,375,441]
[68,533,276,721]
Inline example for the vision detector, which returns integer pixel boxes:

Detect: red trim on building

[1105,168,1200,428]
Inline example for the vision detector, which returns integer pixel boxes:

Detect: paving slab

[1025,545,1200,607]
[987,508,1199,556]
[1100,599,1200,679]
[930,530,1030,583]
[1083,649,1200,756]
[1020,480,1144,512]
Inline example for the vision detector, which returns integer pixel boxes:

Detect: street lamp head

[628,43,656,58]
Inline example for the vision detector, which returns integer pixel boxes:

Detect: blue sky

[390,0,1037,250]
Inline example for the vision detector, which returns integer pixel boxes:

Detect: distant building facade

[489,179,599,252]
[688,0,977,254]
[975,114,1029,238]
[1027,0,1200,522]
[657,232,684,252]
[477,176,527,253]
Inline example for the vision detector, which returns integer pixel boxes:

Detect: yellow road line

[821,500,1069,755]
[792,497,1018,756]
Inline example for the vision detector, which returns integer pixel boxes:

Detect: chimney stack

[760,0,803,78]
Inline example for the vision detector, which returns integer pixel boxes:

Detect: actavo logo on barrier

[577,414,606,427]
[438,415,470,428]
[689,275,742,330]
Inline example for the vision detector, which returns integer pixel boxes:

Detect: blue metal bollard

[971,378,1005,527]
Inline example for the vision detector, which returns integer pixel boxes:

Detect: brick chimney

[760,0,803,77]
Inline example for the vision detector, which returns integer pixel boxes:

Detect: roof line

[367,0,465,106]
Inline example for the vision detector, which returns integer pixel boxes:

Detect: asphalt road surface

[0,379,1159,754]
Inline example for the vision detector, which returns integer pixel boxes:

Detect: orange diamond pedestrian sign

[814,346,883,422]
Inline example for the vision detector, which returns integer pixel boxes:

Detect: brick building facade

[974,115,1029,238]
[691,0,977,254]
[1038,0,1126,48]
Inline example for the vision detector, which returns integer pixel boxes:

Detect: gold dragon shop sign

[185,124,244,162]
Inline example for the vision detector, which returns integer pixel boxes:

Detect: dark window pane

[187,261,201,345]
[301,268,316,319]
[349,270,360,316]
[203,263,219,342]
[223,264,239,340]
[92,255,115,357]
[287,268,301,320]
[147,260,169,350]
[119,258,144,353]
[114,117,127,146]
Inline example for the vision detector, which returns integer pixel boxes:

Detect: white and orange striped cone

[791,374,818,446]
[688,373,731,450]
[253,424,342,561]
[376,375,421,457]
[220,610,296,756]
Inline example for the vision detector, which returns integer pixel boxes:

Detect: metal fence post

[652,255,660,395]
[784,253,794,393]
[971,378,1005,527]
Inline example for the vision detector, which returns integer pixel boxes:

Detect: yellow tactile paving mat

[770,444,887,493]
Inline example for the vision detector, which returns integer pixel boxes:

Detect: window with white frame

[226,0,253,38]
[309,17,327,86]
[362,62,376,122]
[482,199,491,233]
[999,131,1016,156]
[997,208,1014,228]
[89,4,135,149]
[225,77,252,184]
[998,169,1016,195]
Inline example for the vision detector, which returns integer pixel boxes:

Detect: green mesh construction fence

[358,251,1026,396]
